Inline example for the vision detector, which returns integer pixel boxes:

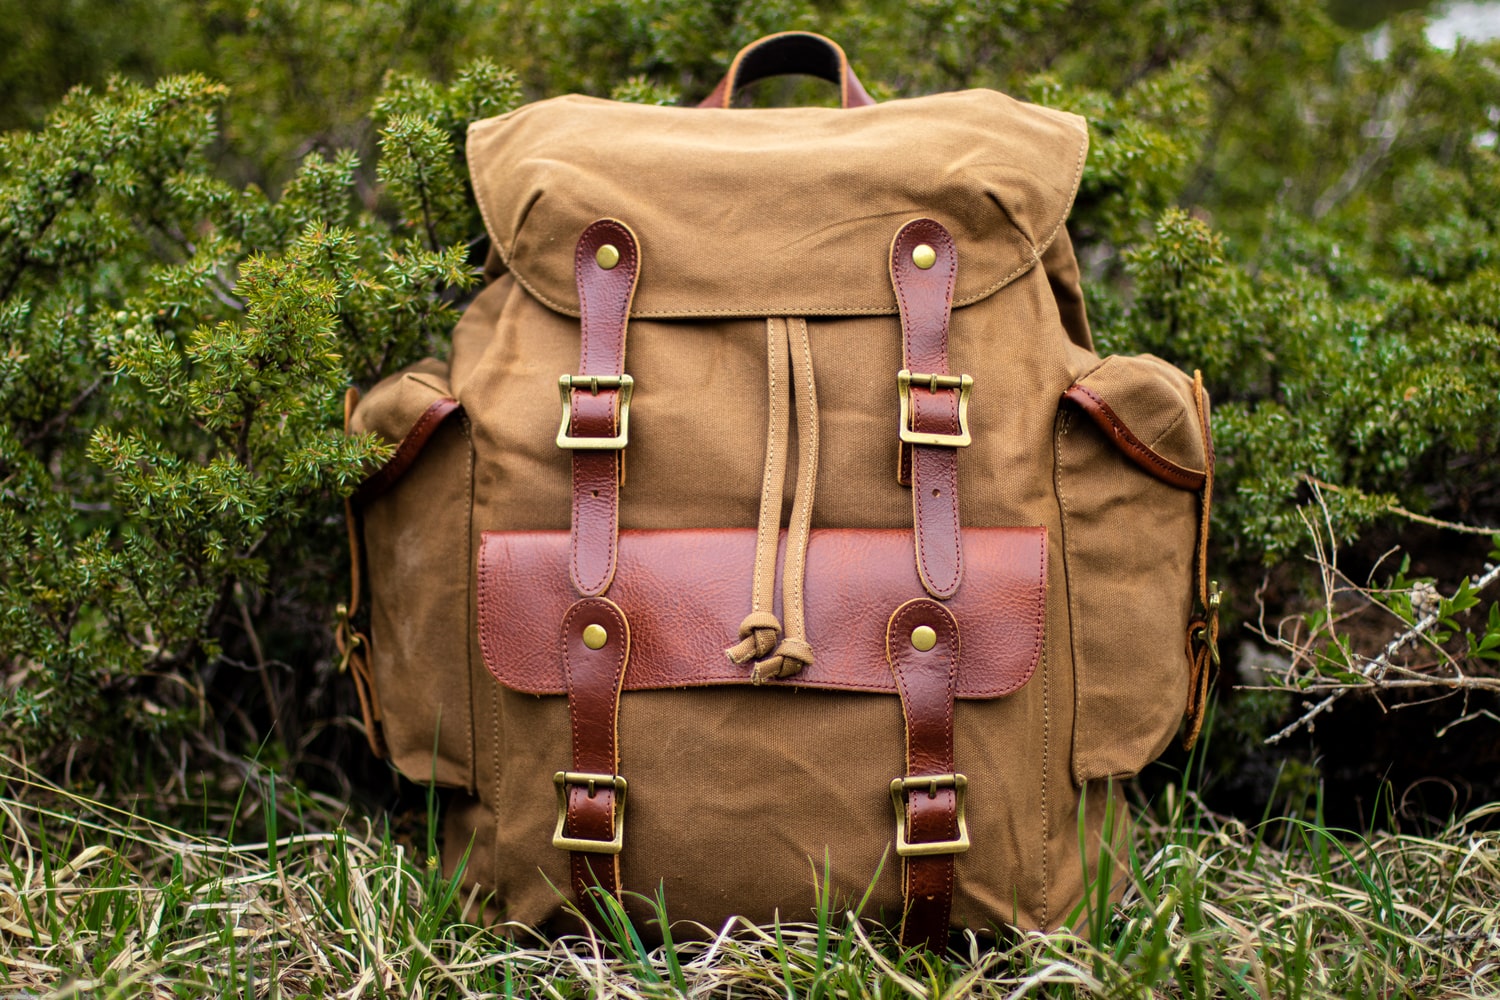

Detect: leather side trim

[1062,384,1206,491]
[352,397,461,506]
[478,527,1045,699]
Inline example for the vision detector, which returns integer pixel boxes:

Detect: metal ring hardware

[889,772,970,857]
[556,373,635,450]
[897,369,973,448]
[552,771,629,854]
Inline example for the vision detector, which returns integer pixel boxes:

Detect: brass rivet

[582,624,609,650]
[911,625,937,652]
[595,244,621,270]
[912,244,937,270]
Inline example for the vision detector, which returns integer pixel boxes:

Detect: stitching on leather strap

[1183,370,1218,749]
[889,218,965,600]
[560,597,630,909]
[885,598,962,951]
[567,220,640,597]
[1061,383,1205,490]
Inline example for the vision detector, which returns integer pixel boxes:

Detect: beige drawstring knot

[751,637,815,684]
[725,317,820,682]
[727,610,782,663]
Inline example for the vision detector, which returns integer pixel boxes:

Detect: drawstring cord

[726,317,820,681]
[726,318,793,664]
[754,317,819,682]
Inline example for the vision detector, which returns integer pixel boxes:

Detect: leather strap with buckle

[890,218,969,600]
[561,219,641,597]
[556,597,631,908]
[886,598,966,952]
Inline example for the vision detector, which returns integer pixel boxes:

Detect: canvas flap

[1064,354,1209,489]
[349,358,461,503]
[466,90,1088,319]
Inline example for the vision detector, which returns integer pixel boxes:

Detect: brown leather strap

[566,220,640,597]
[698,31,875,109]
[559,597,630,906]
[1184,370,1218,748]
[890,218,965,600]
[886,598,963,952]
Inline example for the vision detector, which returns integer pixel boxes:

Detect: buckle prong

[897,369,973,448]
[890,773,970,857]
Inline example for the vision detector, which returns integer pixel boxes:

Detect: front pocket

[477,527,1046,697]
[472,524,1049,928]
[350,360,475,788]
[1055,354,1211,782]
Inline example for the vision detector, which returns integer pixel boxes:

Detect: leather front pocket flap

[478,527,1045,699]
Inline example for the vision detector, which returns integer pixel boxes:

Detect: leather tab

[890,218,964,599]
[886,598,962,952]
[560,597,630,905]
[569,220,640,596]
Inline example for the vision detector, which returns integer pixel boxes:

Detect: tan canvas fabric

[349,363,476,789]
[347,66,1212,938]
[465,90,1087,319]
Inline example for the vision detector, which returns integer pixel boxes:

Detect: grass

[1,752,1498,999]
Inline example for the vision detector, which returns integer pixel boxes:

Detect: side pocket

[1055,354,1211,782]
[349,359,475,789]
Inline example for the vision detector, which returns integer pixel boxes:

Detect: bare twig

[1304,476,1500,537]
[1311,79,1414,220]
[1261,553,1500,745]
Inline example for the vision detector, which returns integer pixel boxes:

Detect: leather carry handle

[698,31,875,109]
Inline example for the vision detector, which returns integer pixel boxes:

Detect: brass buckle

[552,771,628,854]
[556,374,634,450]
[897,370,973,448]
[889,773,970,857]
[1190,582,1223,667]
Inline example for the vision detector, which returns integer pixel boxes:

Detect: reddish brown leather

[886,599,960,952]
[697,31,875,110]
[569,220,640,596]
[1061,383,1207,491]
[352,397,461,506]
[478,527,1045,699]
[560,597,630,904]
[891,218,964,600]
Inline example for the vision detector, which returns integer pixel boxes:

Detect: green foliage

[4,753,1497,997]
[0,64,514,768]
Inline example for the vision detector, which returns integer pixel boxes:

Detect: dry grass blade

[2,751,1498,997]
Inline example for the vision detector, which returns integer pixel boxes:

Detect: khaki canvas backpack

[337,32,1218,949]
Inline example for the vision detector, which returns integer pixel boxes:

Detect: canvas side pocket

[348,359,475,789]
[1055,354,1211,782]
